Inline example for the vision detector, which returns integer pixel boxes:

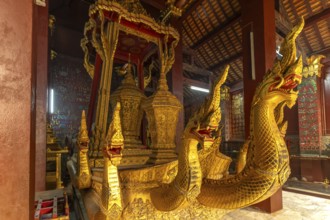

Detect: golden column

[142,37,182,164]
[87,14,120,157]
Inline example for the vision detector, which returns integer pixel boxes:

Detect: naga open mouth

[191,125,218,143]
[105,145,123,158]
[269,73,302,94]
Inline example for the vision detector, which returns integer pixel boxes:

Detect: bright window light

[50,89,54,113]
[276,46,283,58]
[190,86,209,93]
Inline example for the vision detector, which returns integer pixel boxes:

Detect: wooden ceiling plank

[305,7,330,28]
[190,12,205,40]
[218,0,230,19]
[192,13,241,50]
[183,24,211,66]
[206,0,221,24]
[308,46,330,56]
[180,0,204,22]
[200,3,214,30]
[210,52,242,71]
[211,26,241,79]
[195,7,212,35]
[184,19,198,46]
[226,0,237,14]
[303,0,326,50]
[314,25,326,48]
[211,26,242,78]
[190,13,219,66]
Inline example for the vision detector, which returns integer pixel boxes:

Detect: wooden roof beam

[308,46,330,56]
[305,7,330,28]
[210,52,242,71]
[192,13,241,50]
[183,63,213,76]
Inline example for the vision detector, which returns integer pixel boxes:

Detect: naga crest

[185,65,229,145]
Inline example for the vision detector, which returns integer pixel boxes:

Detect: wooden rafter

[179,0,204,22]
[183,25,207,64]
[305,7,330,28]
[216,37,242,80]
[189,14,216,66]
[308,46,330,56]
[304,0,326,49]
[204,0,241,81]
[192,13,241,50]
[210,52,242,71]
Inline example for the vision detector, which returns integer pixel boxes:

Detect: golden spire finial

[78,110,89,143]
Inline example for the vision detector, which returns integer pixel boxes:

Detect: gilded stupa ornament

[142,35,182,164]
[110,55,151,167]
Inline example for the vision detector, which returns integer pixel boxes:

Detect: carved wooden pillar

[240,0,282,213]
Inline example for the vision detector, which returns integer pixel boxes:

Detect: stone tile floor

[222,191,330,220]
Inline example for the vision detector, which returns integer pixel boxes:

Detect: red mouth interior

[192,127,217,140]
[270,74,301,92]
[108,146,122,156]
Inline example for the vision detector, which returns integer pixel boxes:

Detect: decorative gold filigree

[302,55,325,78]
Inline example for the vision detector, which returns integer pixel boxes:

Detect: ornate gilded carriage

[67,0,305,219]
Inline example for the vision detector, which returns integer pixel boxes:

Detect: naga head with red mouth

[185,66,229,149]
[103,103,124,166]
[103,142,123,166]
[251,18,304,135]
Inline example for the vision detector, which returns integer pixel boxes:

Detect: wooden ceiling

[49,0,330,104]
[180,0,330,86]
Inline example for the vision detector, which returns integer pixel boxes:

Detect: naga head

[185,66,229,148]
[78,110,90,153]
[253,18,304,108]
[103,102,124,166]
[252,18,304,134]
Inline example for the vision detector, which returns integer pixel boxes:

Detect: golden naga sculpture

[75,111,92,189]
[197,18,304,209]
[68,0,305,218]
